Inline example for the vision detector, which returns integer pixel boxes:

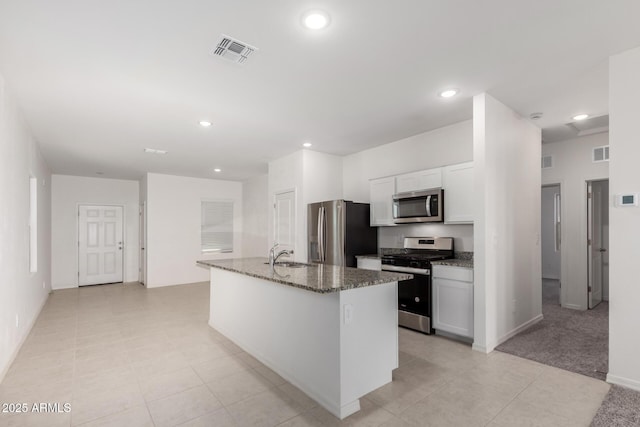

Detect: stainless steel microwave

[392,188,444,223]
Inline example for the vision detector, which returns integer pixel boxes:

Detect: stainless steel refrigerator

[308,200,378,267]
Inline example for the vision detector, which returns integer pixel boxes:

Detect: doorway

[541,184,561,304]
[78,205,124,286]
[587,180,609,309]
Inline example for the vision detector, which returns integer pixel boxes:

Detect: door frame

[586,179,608,309]
[77,203,126,286]
[541,182,564,306]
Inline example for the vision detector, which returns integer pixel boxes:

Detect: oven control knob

[415,297,420,303]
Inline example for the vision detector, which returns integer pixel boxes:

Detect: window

[592,145,610,163]
[201,200,234,253]
[29,176,37,272]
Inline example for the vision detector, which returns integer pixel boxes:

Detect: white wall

[342,120,474,251]
[0,75,52,381]
[608,46,640,392]
[541,185,561,279]
[342,120,473,203]
[542,133,609,309]
[268,151,305,262]
[242,174,269,257]
[268,150,343,263]
[51,175,140,289]
[146,173,242,288]
[473,93,542,353]
[599,181,609,301]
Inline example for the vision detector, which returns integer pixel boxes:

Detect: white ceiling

[1,1,639,181]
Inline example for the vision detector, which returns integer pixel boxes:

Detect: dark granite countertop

[197,258,412,294]
[431,259,474,268]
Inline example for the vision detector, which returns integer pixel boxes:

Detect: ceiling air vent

[212,35,257,64]
[541,155,553,169]
[593,145,610,163]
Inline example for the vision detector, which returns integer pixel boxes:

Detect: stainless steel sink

[264,262,312,268]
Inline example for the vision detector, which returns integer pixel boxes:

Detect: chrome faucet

[269,243,294,268]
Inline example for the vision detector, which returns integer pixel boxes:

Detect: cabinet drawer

[357,258,382,271]
[432,265,473,282]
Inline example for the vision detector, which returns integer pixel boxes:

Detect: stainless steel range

[381,237,454,334]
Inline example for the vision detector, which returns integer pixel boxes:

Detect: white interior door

[587,182,603,309]
[139,202,146,285]
[274,190,295,253]
[79,205,124,286]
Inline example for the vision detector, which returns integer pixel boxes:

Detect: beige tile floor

[0,282,610,427]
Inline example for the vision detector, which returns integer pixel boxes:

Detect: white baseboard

[472,343,490,353]
[496,314,544,347]
[0,294,49,383]
[606,373,640,392]
[563,303,583,310]
[52,283,77,290]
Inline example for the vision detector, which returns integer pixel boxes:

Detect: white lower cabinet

[432,265,474,338]
[357,257,382,271]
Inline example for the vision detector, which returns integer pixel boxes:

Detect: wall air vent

[541,155,553,169]
[592,145,610,163]
[212,35,257,64]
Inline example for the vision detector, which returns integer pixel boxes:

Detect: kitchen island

[197,258,411,419]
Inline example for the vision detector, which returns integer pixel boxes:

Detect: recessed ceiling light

[144,148,168,155]
[199,121,212,127]
[438,89,459,98]
[572,114,589,121]
[302,10,330,30]
[303,142,312,148]
[213,168,222,173]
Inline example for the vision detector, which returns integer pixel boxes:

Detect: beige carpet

[591,385,640,427]
[496,280,608,380]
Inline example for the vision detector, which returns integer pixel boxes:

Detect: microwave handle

[426,195,432,217]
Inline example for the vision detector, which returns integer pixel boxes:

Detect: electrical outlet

[344,304,354,325]
[15,314,19,328]
[42,281,46,289]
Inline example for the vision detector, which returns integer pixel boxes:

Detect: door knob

[598,248,607,252]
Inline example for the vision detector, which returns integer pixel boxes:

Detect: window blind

[201,200,234,253]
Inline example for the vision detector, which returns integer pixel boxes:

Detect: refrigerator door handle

[318,207,325,263]
[426,195,432,217]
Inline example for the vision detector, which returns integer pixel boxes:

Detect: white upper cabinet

[442,161,474,224]
[369,177,396,226]
[395,168,442,193]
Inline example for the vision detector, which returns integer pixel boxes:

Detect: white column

[472,93,542,353]
[607,46,640,391]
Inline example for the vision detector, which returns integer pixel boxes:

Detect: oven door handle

[426,195,432,217]
[381,265,430,275]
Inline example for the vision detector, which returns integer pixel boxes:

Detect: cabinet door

[395,168,442,193]
[369,177,396,226]
[443,162,474,224]
[432,276,474,338]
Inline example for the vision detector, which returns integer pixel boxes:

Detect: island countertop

[197,257,412,294]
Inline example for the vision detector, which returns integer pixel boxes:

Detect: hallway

[496,279,608,380]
